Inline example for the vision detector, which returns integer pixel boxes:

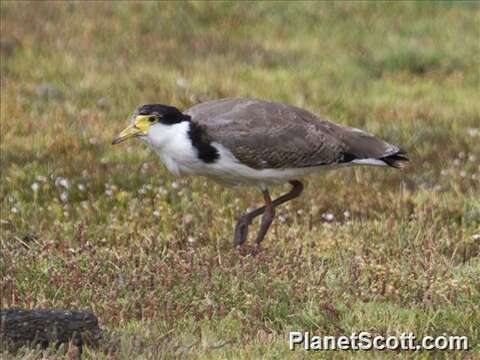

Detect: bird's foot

[233,217,252,247]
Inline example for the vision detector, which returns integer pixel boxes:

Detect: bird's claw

[233,218,251,247]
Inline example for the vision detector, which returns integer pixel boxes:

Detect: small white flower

[278,215,287,224]
[176,77,188,89]
[153,210,160,218]
[105,189,113,197]
[11,206,19,214]
[183,214,194,225]
[60,191,69,202]
[187,236,196,244]
[55,177,70,189]
[343,210,351,219]
[322,212,335,222]
[31,182,40,192]
[354,255,365,265]
[158,186,168,195]
[78,184,86,191]
[467,128,479,137]
[171,181,179,189]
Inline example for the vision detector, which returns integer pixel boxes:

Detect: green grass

[1,1,479,359]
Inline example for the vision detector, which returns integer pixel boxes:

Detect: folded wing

[185,98,408,169]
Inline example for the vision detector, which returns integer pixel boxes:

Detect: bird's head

[112,104,188,145]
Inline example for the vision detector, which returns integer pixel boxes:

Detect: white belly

[145,122,340,187]
[158,141,334,186]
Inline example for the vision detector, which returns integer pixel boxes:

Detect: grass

[1,1,479,359]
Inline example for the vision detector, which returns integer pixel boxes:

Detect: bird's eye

[149,116,156,122]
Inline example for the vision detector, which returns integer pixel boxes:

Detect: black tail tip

[381,150,409,169]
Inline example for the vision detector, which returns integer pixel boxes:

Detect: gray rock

[35,83,61,100]
[96,96,109,109]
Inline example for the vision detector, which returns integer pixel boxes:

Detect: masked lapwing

[113,97,408,247]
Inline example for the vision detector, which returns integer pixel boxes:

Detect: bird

[113,97,408,247]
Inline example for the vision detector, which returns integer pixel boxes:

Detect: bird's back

[185,97,405,170]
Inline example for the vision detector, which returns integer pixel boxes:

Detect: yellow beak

[112,125,143,145]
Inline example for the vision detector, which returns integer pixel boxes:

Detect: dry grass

[1,2,479,359]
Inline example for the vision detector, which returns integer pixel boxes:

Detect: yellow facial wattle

[133,115,154,133]
[112,115,155,145]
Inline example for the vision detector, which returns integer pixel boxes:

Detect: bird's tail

[379,150,409,169]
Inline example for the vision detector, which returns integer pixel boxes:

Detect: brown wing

[185,98,401,169]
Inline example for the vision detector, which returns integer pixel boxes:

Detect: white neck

[144,121,196,175]
[146,122,188,149]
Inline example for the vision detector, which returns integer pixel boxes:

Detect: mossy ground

[1,2,479,359]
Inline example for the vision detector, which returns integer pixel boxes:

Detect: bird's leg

[233,180,304,247]
[233,207,263,247]
[254,188,274,245]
